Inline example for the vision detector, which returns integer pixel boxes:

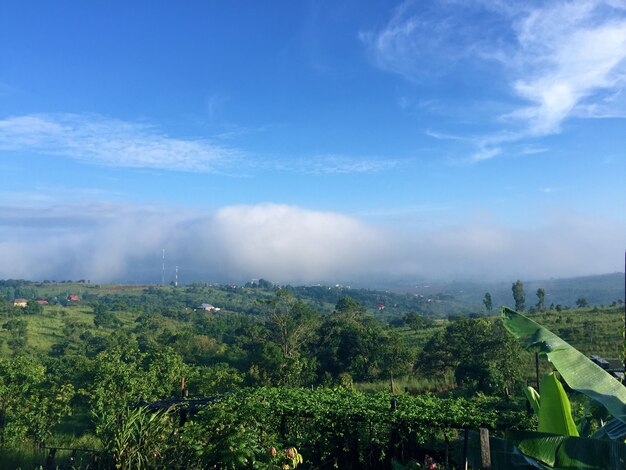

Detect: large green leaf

[507,431,626,469]
[538,373,579,437]
[501,307,626,424]
[592,418,626,441]
[525,385,541,415]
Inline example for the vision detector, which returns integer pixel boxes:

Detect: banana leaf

[538,373,578,436]
[525,385,541,415]
[501,307,626,425]
[593,418,626,441]
[506,430,626,469]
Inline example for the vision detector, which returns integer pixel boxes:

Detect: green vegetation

[512,280,526,311]
[499,308,626,468]
[0,279,623,468]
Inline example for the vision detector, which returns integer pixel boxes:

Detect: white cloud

[294,155,399,174]
[359,0,502,83]
[208,204,389,281]
[0,202,623,284]
[362,0,626,159]
[508,1,626,135]
[0,114,239,172]
[471,146,501,162]
[0,113,397,175]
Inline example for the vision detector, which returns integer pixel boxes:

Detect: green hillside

[1,279,624,468]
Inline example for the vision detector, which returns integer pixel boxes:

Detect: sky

[0,0,625,285]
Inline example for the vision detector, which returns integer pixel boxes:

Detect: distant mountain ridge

[387,272,625,310]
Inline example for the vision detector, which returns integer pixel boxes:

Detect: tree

[334,296,365,315]
[88,343,188,433]
[512,280,525,311]
[575,297,589,308]
[245,291,320,387]
[24,300,43,315]
[2,318,28,353]
[536,288,546,310]
[381,330,416,387]
[92,302,122,329]
[402,312,433,330]
[264,291,319,359]
[483,292,493,312]
[0,356,74,445]
[418,318,524,395]
[316,298,390,382]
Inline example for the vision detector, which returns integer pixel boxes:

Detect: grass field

[525,305,624,358]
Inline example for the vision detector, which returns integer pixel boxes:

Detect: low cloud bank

[0,203,623,284]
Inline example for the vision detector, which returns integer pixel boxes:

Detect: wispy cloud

[424,129,472,142]
[520,146,549,156]
[0,186,122,206]
[255,153,399,175]
[296,155,399,174]
[362,0,626,160]
[0,113,398,175]
[507,1,626,135]
[206,93,230,122]
[0,113,240,172]
[359,0,503,83]
[471,146,502,162]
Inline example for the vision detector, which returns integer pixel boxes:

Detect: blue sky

[0,0,625,284]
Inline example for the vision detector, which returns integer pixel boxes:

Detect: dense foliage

[0,280,622,468]
[94,387,533,469]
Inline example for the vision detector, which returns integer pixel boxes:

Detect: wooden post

[45,448,57,470]
[280,414,287,440]
[179,408,188,426]
[535,352,540,391]
[479,428,491,469]
[461,429,469,470]
[388,398,400,463]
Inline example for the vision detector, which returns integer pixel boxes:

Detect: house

[376,302,385,311]
[13,298,28,308]
[67,295,79,302]
[196,303,221,312]
[35,300,49,305]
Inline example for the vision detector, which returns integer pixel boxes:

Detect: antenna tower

[175,266,179,287]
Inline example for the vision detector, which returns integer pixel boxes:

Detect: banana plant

[525,373,578,437]
[499,307,626,469]
[502,307,626,424]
